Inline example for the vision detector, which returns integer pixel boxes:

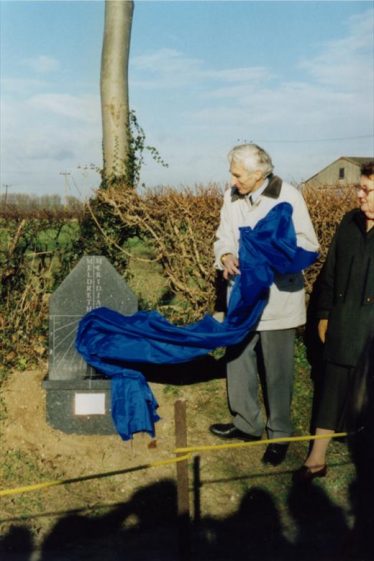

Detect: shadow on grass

[1,462,373,561]
[2,337,373,560]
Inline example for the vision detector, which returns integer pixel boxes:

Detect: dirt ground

[0,362,360,561]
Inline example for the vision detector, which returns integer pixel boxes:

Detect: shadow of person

[288,480,349,561]
[39,479,178,561]
[115,478,179,556]
[196,487,292,561]
[39,479,295,560]
[346,333,374,560]
[0,525,34,561]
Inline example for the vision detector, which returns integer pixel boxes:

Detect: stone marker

[43,256,137,434]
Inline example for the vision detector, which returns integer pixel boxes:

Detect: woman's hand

[221,253,240,280]
[318,319,329,343]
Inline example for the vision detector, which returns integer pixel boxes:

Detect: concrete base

[43,377,116,435]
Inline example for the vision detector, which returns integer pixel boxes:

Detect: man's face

[230,162,263,195]
[357,174,374,219]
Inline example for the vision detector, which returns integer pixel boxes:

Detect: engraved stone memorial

[43,256,137,434]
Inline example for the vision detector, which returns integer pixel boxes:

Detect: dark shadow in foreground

[0,525,34,561]
[3,330,374,561]
[2,464,372,561]
[347,333,374,561]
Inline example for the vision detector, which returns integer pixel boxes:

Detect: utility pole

[2,184,13,207]
[59,172,71,207]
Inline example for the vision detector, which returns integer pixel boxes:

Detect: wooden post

[175,399,190,561]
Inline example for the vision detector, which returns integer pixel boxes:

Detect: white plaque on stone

[74,393,106,415]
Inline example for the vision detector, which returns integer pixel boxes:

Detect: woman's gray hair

[228,143,274,178]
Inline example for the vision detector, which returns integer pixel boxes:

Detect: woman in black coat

[294,161,374,482]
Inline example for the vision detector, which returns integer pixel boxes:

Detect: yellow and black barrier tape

[0,432,349,498]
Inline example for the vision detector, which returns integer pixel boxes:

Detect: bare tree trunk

[100,0,134,184]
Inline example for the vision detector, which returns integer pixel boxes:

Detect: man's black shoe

[209,423,261,442]
[262,443,289,466]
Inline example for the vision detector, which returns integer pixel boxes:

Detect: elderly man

[210,143,319,466]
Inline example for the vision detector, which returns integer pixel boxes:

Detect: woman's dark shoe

[292,464,327,483]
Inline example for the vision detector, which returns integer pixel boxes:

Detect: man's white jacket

[214,175,319,331]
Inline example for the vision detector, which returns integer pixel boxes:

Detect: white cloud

[1,93,102,197]
[27,93,100,123]
[22,55,60,74]
[206,67,273,84]
[1,77,51,94]
[131,48,202,89]
[133,48,201,74]
[132,6,373,188]
[299,8,374,90]
[132,7,372,145]
[131,47,272,90]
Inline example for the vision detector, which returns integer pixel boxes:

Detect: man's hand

[221,253,240,280]
[318,319,328,343]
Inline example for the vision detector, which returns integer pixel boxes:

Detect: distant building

[302,157,373,188]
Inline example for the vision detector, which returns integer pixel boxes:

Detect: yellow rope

[0,454,191,498]
[0,432,349,498]
[175,432,348,454]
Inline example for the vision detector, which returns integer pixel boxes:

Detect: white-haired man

[210,143,319,466]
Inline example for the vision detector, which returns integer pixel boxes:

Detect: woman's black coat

[317,208,374,367]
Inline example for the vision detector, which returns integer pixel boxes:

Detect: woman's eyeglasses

[354,186,374,195]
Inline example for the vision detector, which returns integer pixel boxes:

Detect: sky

[1,0,373,199]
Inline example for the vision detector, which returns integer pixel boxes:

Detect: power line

[250,134,374,144]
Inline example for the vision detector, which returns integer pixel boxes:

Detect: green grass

[36,221,80,251]
[162,384,182,397]
[292,337,314,435]
[125,237,170,310]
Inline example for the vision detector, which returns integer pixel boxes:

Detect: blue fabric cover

[76,202,318,440]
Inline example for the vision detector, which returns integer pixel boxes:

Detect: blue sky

[1,0,373,199]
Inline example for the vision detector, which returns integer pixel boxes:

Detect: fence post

[175,399,190,561]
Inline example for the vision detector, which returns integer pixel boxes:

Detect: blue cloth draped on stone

[76,202,318,440]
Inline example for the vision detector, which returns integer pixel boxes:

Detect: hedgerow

[0,184,357,370]
[0,208,83,369]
